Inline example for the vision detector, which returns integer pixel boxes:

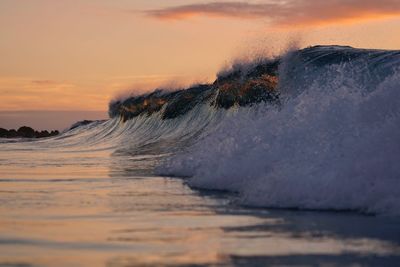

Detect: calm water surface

[0,138,400,267]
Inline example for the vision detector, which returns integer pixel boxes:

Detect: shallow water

[0,138,400,267]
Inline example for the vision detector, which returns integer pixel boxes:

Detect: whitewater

[160,45,400,215]
[1,45,400,266]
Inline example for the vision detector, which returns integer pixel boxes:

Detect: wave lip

[108,58,280,121]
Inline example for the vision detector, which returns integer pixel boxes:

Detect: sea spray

[158,46,400,215]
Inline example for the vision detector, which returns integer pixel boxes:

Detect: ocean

[1,45,400,266]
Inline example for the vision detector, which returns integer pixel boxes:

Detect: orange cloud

[0,77,107,111]
[146,1,400,27]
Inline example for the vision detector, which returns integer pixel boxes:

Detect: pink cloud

[146,1,400,26]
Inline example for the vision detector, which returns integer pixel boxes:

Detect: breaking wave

[157,45,400,215]
[7,45,400,215]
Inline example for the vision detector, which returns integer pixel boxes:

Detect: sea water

[1,46,400,266]
[0,128,399,267]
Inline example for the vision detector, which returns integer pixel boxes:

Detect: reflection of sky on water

[0,140,399,267]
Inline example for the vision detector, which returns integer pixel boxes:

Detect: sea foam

[158,46,400,215]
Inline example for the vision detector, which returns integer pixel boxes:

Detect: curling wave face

[8,45,399,215]
[108,57,280,121]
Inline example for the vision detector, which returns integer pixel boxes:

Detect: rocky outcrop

[0,126,59,138]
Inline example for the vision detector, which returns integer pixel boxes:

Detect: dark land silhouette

[0,126,59,138]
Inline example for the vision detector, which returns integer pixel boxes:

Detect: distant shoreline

[0,110,108,131]
[0,126,59,139]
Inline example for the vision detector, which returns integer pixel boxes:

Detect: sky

[1,0,400,128]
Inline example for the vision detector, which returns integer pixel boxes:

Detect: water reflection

[0,144,399,267]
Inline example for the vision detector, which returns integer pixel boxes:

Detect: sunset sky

[1,0,400,128]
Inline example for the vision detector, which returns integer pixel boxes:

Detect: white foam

[159,54,400,215]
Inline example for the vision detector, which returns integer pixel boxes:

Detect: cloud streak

[146,1,400,26]
[31,80,57,85]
